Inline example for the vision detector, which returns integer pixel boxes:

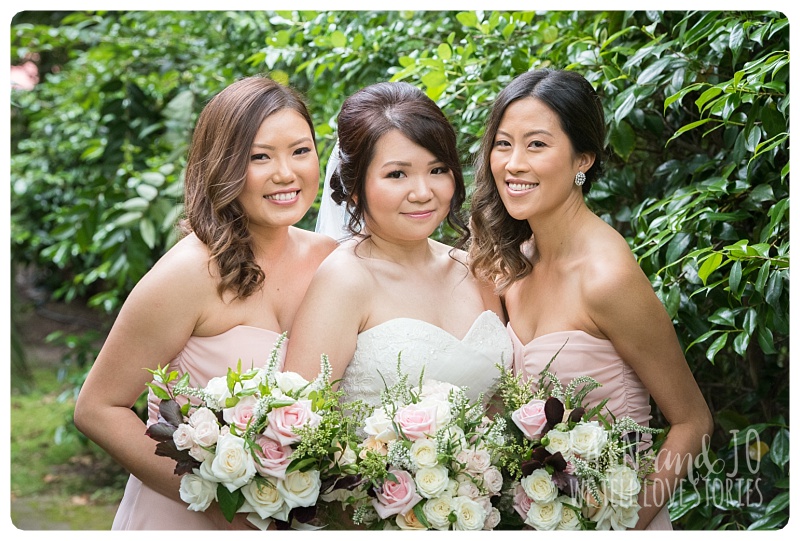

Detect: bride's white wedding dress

[338,310,513,406]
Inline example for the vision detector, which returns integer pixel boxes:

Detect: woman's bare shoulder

[140,233,218,296]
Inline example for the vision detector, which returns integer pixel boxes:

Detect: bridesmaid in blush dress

[468,68,713,530]
[74,76,336,529]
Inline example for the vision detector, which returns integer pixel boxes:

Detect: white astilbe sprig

[565,375,602,409]
[310,354,333,392]
[264,331,288,388]
[535,370,565,402]
[243,394,277,440]
[172,384,222,411]
[572,456,606,502]
[611,416,663,438]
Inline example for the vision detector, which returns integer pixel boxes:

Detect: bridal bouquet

[494,358,663,530]
[337,358,507,530]
[144,333,360,529]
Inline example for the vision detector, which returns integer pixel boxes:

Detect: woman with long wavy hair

[469,68,712,530]
[74,75,336,529]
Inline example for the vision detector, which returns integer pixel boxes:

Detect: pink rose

[373,468,423,519]
[394,403,439,441]
[263,399,322,447]
[511,399,548,439]
[223,395,257,431]
[512,482,533,520]
[254,435,293,479]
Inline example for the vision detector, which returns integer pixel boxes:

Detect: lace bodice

[338,310,513,407]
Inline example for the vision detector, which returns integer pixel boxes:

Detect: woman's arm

[586,255,713,529]
[74,241,209,501]
[283,250,369,384]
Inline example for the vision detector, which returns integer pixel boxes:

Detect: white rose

[569,421,608,461]
[410,438,439,469]
[544,428,572,458]
[589,491,640,531]
[363,409,398,443]
[604,464,642,507]
[456,480,480,499]
[608,502,641,530]
[179,472,217,512]
[209,432,257,491]
[452,496,487,530]
[423,494,454,530]
[191,416,220,448]
[521,468,558,504]
[415,464,450,499]
[482,466,504,495]
[420,379,459,402]
[444,479,459,496]
[441,425,467,448]
[526,499,563,530]
[334,445,358,467]
[555,496,583,530]
[239,476,286,520]
[238,368,264,393]
[278,469,321,508]
[273,371,311,399]
[189,444,214,463]
[483,507,501,530]
[465,449,492,474]
[172,424,194,450]
[417,397,452,429]
[203,376,231,409]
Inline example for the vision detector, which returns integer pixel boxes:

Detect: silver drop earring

[574,171,586,186]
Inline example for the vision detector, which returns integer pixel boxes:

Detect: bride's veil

[315,140,353,242]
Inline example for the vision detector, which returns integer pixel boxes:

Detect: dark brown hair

[181,75,316,300]
[469,68,606,291]
[329,81,468,246]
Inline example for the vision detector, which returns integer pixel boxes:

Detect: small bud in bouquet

[144,333,363,529]
[340,356,508,530]
[493,351,664,531]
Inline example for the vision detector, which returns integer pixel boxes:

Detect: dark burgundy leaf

[331,474,364,492]
[154,440,201,473]
[544,397,565,428]
[292,505,316,523]
[544,451,567,471]
[568,407,585,423]
[145,422,177,442]
[158,399,184,427]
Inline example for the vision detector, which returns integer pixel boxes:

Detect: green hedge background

[9,10,789,529]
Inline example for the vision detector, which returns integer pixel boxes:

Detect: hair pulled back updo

[469,68,607,292]
[328,81,468,246]
[181,75,315,300]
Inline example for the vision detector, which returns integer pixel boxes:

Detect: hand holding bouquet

[144,333,360,529]
[495,354,663,530]
[340,358,507,530]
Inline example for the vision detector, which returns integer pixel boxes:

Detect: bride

[282,81,512,407]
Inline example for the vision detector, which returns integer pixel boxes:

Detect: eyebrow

[381,158,442,167]
[252,136,312,149]
[496,128,553,138]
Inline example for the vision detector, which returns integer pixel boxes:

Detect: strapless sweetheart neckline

[360,310,501,342]
[339,310,513,407]
[507,324,610,349]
